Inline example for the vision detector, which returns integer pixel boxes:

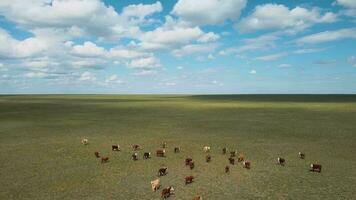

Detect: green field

[0,95,355,199]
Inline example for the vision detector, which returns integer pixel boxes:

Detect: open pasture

[0,95,355,199]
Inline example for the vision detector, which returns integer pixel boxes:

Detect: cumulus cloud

[237,4,337,32]
[172,43,218,57]
[297,28,356,44]
[72,41,106,57]
[172,0,246,26]
[79,71,96,81]
[127,56,161,70]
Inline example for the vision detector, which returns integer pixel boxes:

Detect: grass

[0,95,355,199]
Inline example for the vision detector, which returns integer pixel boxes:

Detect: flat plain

[0,95,355,199]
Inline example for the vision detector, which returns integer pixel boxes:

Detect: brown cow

[156,149,166,157]
[132,144,140,151]
[174,147,180,153]
[225,166,230,173]
[222,147,227,154]
[161,186,174,199]
[143,152,151,159]
[189,161,195,170]
[101,157,109,163]
[229,157,235,165]
[94,151,100,158]
[237,154,244,162]
[112,145,120,151]
[277,157,285,166]
[158,167,168,176]
[206,155,211,163]
[193,196,202,200]
[299,152,305,159]
[132,153,138,161]
[185,158,193,166]
[185,176,194,184]
[310,164,322,173]
[243,161,251,169]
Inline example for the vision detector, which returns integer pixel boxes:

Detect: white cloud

[297,28,356,44]
[278,63,292,68]
[72,41,105,57]
[79,71,96,81]
[108,48,149,59]
[335,0,356,8]
[0,28,47,58]
[127,57,160,70]
[207,54,215,60]
[237,4,337,32]
[250,70,257,74]
[121,2,162,23]
[177,66,184,70]
[293,48,324,54]
[172,43,218,57]
[256,53,287,61]
[172,0,246,26]
[221,35,278,55]
[105,74,123,84]
[24,72,48,78]
[348,56,356,67]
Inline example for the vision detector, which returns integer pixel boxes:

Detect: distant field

[0,95,355,199]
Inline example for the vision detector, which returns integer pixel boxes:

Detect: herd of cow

[81,138,322,199]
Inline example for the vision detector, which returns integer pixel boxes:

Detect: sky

[0,0,355,94]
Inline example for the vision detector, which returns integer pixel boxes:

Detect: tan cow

[81,138,88,145]
[151,178,160,191]
[203,146,210,153]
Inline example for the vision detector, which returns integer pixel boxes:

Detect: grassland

[0,95,355,200]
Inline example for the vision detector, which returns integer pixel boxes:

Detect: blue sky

[0,0,355,94]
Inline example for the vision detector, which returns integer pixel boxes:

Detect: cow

[156,149,166,157]
[277,157,285,166]
[206,155,211,163]
[237,154,244,162]
[158,167,168,176]
[230,151,237,157]
[310,164,322,173]
[225,166,230,173]
[229,157,235,165]
[161,186,174,199]
[174,147,180,153]
[112,145,120,151]
[203,146,210,153]
[222,147,227,154]
[243,161,251,169]
[151,178,160,191]
[94,151,100,158]
[132,144,140,151]
[185,158,193,166]
[132,153,138,161]
[189,161,195,170]
[101,157,109,163]
[193,196,202,200]
[162,142,167,148]
[185,176,194,184]
[143,152,151,159]
[299,152,305,159]
[81,138,88,145]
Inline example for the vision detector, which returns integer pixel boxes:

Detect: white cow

[203,146,211,153]
[151,178,160,191]
[81,138,88,145]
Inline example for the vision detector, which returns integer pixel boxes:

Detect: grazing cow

[185,158,193,166]
[193,196,202,200]
[94,151,100,158]
[158,167,168,176]
[310,164,322,173]
[185,176,194,184]
[174,147,180,153]
[161,186,174,199]
[81,138,88,145]
[162,142,167,148]
[143,152,151,159]
[206,155,211,163]
[277,157,286,166]
[132,153,138,161]
[112,145,120,151]
[229,157,235,165]
[101,157,109,163]
[203,146,210,153]
[156,149,166,157]
[132,144,140,151]
[151,178,160,191]
[299,152,305,159]
[243,161,251,169]
[230,151,237,157]
[222,147,227,154]
[237,154,244,162]
[189,161,195,170]
[225,166,230,173]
